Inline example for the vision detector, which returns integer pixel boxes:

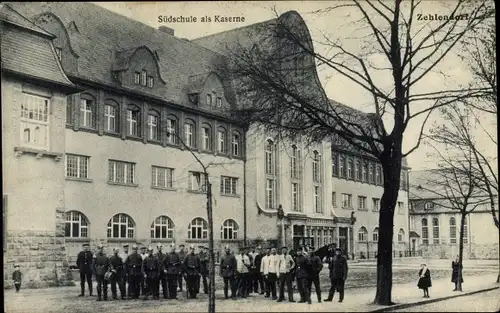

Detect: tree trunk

[206,182,216,313]
[373,158,400,305]
[458,213,466,291]
[497,204,500,283]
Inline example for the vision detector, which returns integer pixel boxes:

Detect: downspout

[243,146,247,246]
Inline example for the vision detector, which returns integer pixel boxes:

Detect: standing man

[253,246,265,294]
[235,247,251,298]
[93,244,110,301]
[76,243,93,297]
[266,248,279,300]
[295,247,312,304]
[249,246,258,294]
[125,244,143,299]
[177,244,187,293]
[183,245,201,299]
[220,245,237,299]
[260,248,271,297]
[155,244,168,299]
[109,248,126,300]
[120,244,130,298]
[325,248,348,303]
[164,243,181,299]
[139,245,148,296]
[277,246,295,302]
[142,246,160,300]
[308,250,323,303]
[197,246,209,294]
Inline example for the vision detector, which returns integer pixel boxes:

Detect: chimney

[158,26,174,36]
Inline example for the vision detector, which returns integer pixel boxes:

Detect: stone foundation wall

[421,242,499,260]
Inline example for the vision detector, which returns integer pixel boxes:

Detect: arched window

[357,226,368,242]
[332,152,339,176]
[376,166,382,184]
[369,162,375,183]
[23,128,30,143]
[312,150,321,183]
[355,160,361,180]
[462,218,468,243]
[424,202,434,210]
[449,217,457,244]
[217,127,227,153]
[65,211,89,238]
[184,119,196,148]
[126,105,141,137]
[201,123,212,151]
[347,157,353,179]
[221,219,239,240]
[265,139,277,209]
[147,109,161,141]
[150,215,175,239]
[188,217,208,239]
[339,155,345,178]
[362,161,368,181]
[398,228,405,242]
[422,218,429,245]
[166,115,179,144]
[372,227,379,242]
[265,139,276,175]
[232,132,241,156]
[80,94,96,129]
[432,217,440,244]
[104,100,119,133]
[107,213,135,239]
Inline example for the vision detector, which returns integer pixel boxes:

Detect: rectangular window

[312,161,320,183]
[20,93,50,150]
[104,104,117,132]
[292,183,299,211]
[147,76,154,88]
[166,118,177,144]
[202,127,211,150]
[355,160,361,180]
[184,123,194,147]
[134,72,141,84]
[141,70,147,86]
[232,134,240,156]
[432,219,440,244]
[218,131,226,153]
[450,222,457,244]
[332,191,337,207]
[339,156,345,178]
[347,158,353,179]
[80,99,94,128]
[66,154,90,179]
[314,186,322,213]
[372,198,380,211]
[376,166,383,184]
[397,202,404,214]
[220,176,238,195]
[148,114,159,141]
[207,94,212,106]
[358,196,367,210]
[108,160,136,185]
[342,193,352,209]
[332,153,339,176]
[266,179,275,209]
[217,97,222,107]
[362,161,368,182]
[151,166,174,189]
[126,109,140,136]
[189,171,208,192]
[369,163,375,183]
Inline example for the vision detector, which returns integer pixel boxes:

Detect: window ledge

[107,238,136,243]
[78,127,98,134]
[126,135,143,142]
[104,131,121,138]
[151,186,177,192]
[150,239,175,243]
[148,139,162,146]
[220,193,240,198]
[14,146,63,162]
[185,239,209,243]
[188,190,207,195]
[65,237,91,242]
[108,182,139,187]
[66,177,93,183]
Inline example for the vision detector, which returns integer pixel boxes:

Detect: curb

[369,286,500,312]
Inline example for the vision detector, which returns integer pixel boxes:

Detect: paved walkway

[5,273,498,312]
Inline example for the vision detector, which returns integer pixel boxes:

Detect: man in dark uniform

[120,244,130,298]
[253,246,265,294]
[125,244,143,299]
[109,247,126,300]
[142,246,160,300]
[183,244,201,299]
[295,247,312,304]
[219,245,237,299]
[76,243,93,297]
[164,243,181,299]
[177,244,186,293]
[197,246,209,294]
[308,250,323,303]
[93,243,110,301]
[139,245,148,296]
[155,243,168,299]
[325,248,348,303]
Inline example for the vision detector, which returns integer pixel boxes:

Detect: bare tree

[216,0,494,304]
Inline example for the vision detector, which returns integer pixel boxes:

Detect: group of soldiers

[220,244,348,304]
[76,242,208,301]
[76,242,348,304]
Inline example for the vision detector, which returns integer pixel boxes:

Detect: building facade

[409,170,498,260]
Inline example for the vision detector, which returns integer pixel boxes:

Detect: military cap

[123,244,129,248]
[82,243,90,247]
[140,245,146,250]
[198,245,204,249]
[179,244,185,248]
[132,244,138,250]
[14,264,20,268]
[335,247,342,252]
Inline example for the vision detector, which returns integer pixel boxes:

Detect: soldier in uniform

[219,245,237,299]
[197,246,209,294]
[253,246,265,294]
[308,250,323,303]
[155,244,168,299]
[248,246,258,294]
[295,247,312,304]
[93,244,110,301]
[120,244,130,298]
[109,247,126,300]
[142,246,160,300]
[125,244,143,299]
[325,248,348,303]
[164,243,181,299]
[139,245,148,296]
[183,245,201,299]
[76,243,93,297]
[177,244,187,292]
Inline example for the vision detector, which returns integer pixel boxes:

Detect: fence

[356,249,423,260]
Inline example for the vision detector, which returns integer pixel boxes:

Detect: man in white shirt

[235,247,251,298]
[260,248,271,297]
[120,244,130,298]
[277,246,296,302]
[249,246,259,294]
[266,248,279,300]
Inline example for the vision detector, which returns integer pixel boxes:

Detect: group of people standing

[76,242,209,301]
[219,244,348,304]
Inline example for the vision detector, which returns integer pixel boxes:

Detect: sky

[94,1,496,172]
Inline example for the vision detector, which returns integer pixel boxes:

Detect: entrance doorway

[339,227,348,256]
[292,225,313,250]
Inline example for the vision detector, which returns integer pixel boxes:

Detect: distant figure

[417,263,432,298]
[451,256,463,291]
[12,264,22,292]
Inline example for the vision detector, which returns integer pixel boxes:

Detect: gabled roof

[0,3,54,37]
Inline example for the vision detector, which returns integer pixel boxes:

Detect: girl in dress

[417,263,431,298]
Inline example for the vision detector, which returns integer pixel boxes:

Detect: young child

[417,263,432,298]
[12,264,22,292]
